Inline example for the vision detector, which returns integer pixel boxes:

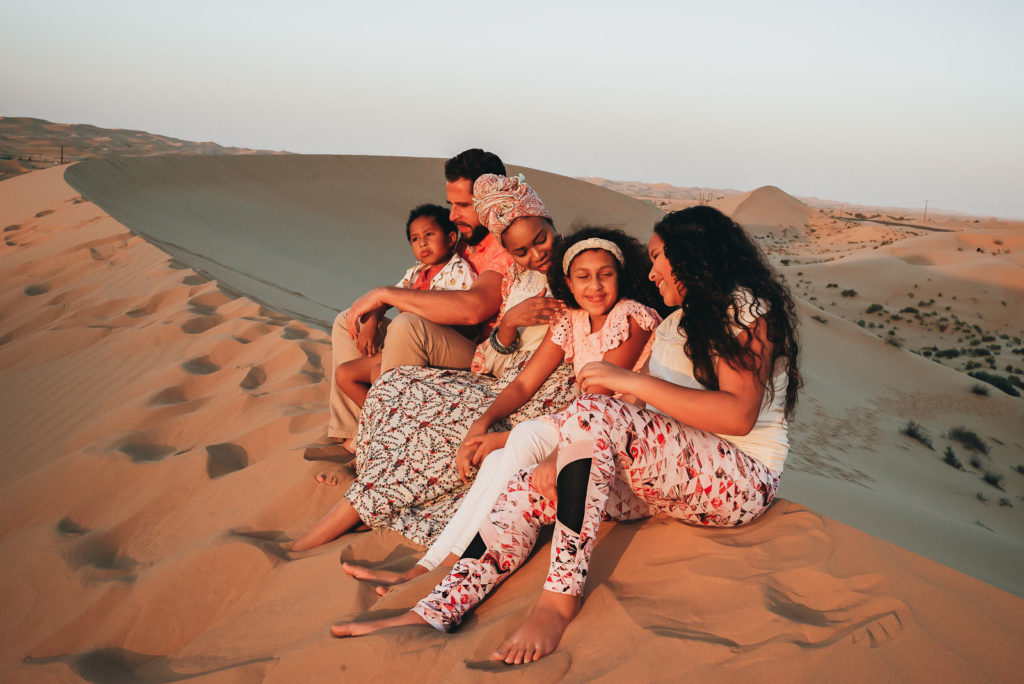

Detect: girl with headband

[332,207,801,669]
[342,226,664,591]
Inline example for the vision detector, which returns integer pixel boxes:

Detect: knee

[558,395,618,438]
[385,312,427,347]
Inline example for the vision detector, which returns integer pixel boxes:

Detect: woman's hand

[456,421,504,483]
[532,452,558,503]
[576,361,638,396]
[498,295,564,336]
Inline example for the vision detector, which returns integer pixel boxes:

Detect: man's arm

[347,270,504,333]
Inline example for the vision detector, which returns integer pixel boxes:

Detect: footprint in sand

[59,529,139,582]
[24,647,276,680]
[150,385,189,406]
[35,209,54,218]
[181,314,224,334]
[607,506,909,652]
[233,322,275,344]
[117,438,178,463]
[299,342,324,381]
[3,224,20,232]
[240,365,267,390]
[182,355,220,375]
[57,516,91,536]
[281,326,309,340]
[24,283,50,296]
[206,443,248,478]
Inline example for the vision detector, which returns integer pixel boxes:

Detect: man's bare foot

[331,610,428,637]
[493,591,580,665]
[342,562,430,595]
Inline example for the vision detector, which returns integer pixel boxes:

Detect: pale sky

[3,0,1023,218]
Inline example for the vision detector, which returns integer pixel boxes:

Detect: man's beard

[463,224,489,247]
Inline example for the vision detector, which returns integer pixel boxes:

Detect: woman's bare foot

[331,610,428,637]
[342,562,430,595]
[493,591,580,665]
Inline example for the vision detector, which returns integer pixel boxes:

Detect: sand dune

[64,156,666,330]
[710,186,814,237]
[2,162,1023,681]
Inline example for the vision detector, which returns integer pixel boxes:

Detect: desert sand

[1,149,1023,682]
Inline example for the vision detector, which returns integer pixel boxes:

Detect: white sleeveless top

[647,289,789,472]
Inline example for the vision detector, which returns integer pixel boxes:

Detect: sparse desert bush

[1012,465,1024,476]
[967,371,1021,397]
[866,303,884,314]
[934,348,960,359]
[982,472,1004,490]
[886,338,902,348]
[943,447,965,471]
[841,289,857,297]
[969,455,983,470]
[811,315,827,324]
[900,306,918,314]
[857,320,865,327]
[900,421,933,449]
[971,384,990,396]
[949,427,989,455]
[826,283,838,288]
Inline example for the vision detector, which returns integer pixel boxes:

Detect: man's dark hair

[444,148,506,184]
[405,203,458,241]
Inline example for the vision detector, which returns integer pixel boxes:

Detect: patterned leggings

[412,394,780,632]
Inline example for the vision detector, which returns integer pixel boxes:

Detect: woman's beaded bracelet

[489,326,520,354]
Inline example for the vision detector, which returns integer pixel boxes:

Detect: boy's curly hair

[547,226,666,317]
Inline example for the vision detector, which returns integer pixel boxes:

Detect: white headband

[562,238,625,274]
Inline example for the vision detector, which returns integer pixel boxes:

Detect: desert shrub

[982,472,1004,490]
[887,338,902,348]
[900,421,933,449]
[900,306,919,314]
[866,304,884,314]
[1013,465,1024,476]
[857,320,865,327]
[826,283,838,288]
[942,447,964,471]
[841,289,857,297]
[949,427,989,455]
[970,384,989,396]
[969,455,983,469]
[967,371,1021,397]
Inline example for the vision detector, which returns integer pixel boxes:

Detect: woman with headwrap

[291,174,578,550]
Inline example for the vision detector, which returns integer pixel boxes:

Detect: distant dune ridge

[710,185,814,237]
[64,155,665,329]
[1,122,1024,680]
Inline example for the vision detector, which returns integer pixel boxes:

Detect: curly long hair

[654,207,801,418]
[547,226,666,317]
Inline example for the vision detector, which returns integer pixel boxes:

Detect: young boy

[335,204,476,406]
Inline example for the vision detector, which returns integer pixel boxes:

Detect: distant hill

[0,116,281,181]
[711,185,814,236]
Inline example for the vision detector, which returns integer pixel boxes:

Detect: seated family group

[291,149,802,665]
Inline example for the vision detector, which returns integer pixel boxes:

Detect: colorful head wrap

[473,173,551,243]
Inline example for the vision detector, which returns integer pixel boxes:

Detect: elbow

[726,412,759,436]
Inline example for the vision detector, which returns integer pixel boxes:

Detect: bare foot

[342,561,430,595]
[316,467,346,486]
[331,610,427,637]
[493,591,580,665]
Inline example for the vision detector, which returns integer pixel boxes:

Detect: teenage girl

[331,206,802,667]
[342,226,663,590]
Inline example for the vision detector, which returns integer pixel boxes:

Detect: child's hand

[532,453,558,503]
[356,322,381,356]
